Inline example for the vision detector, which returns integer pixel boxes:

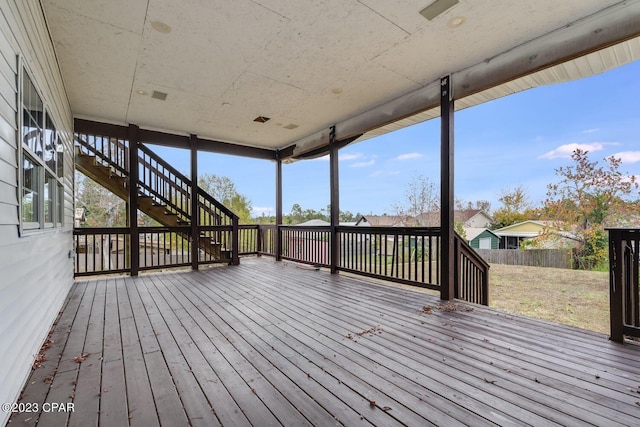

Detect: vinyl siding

[469,231,500,250]
[0,2,74,425]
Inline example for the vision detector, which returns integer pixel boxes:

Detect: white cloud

[621,175,640,184]
[312,152,364,162]
[340,153,364,161]
[582,128,600,134]
[612,151,640,164]
[539,143,608,159]
[251,207,273,216]
[350,160,375,168]
[395,152,423,161]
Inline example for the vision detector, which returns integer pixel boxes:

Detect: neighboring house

[361,215,408,227]
[465,227,500,249]
[459,210,494,228]
[493,220,578,249]
[414,209,494,228]
[493,220,550,249]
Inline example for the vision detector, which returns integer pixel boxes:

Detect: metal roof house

[2,0,640,425]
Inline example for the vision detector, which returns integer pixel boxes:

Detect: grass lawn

[489,264,610,335]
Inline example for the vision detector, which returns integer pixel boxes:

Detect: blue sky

[149,59,640,217]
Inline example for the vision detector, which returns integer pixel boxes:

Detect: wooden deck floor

[11,258,640,426]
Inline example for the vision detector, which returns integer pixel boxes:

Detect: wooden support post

[329,126,339,274]
[275,151,283,261]
[609,229,624,343]
[440,75,455,300]
[128,124,140,276]
[190,134,199,271]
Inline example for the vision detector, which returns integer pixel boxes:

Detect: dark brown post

[231,216,239,265]
[609,229,624,342]
[190,134,199,270]
[440,75,455,300]
[275,151,283,261]
[128,124,140,276]
[329,126,339,274]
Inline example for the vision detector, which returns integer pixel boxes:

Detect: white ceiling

[41,0,640,155]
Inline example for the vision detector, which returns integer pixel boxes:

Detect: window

[20,68,65,231]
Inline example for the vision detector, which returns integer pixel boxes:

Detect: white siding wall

[0,2,74,424]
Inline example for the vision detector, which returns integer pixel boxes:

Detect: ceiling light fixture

[136,90,148,95]
[447,16,466,28]
[420,0,459,21]
[150,20,172,34]
[253,116,271,123]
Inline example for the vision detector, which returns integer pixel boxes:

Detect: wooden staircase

[74,136,238,262]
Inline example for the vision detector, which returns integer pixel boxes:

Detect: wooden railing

[338,226,441,290]
[74,226,234,276]
[138,143,191,219]
[74,128,240,274]
[280,226,332,267]
[75,133,128,176]
[608,228,640,343]
[244,224,488,305]
[454,233,490,305]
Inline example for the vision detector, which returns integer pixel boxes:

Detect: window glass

[22,69,43,157]
[57,183,64,226]
[44,173,55,225]
[44,113,57,173]
[56,141,64,178]
[22,155,41,226]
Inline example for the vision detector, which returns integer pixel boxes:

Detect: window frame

[19,63,65,235]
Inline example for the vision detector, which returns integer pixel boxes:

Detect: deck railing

[337,226,441,290]
[74,226,233,276]
[242,224,488,305]
[608,228,640,342]
[280,226,332,267]
[454,233,490,305]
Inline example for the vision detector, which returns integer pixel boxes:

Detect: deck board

[11,258,640,426]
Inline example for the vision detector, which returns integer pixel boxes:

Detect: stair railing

[75,130,240,272]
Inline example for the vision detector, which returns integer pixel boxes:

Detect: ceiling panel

[42,0,640,153]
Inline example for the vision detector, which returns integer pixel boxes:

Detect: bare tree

[393,174,439,225]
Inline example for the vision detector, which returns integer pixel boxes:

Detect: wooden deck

[11,258,640,426]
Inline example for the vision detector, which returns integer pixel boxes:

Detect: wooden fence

[475,249,574,269]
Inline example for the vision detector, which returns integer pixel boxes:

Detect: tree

[75,173,126,227]
[545,149,639,269]
[393,174,439,225]
[198,173,253,224]
[491,185,539,229]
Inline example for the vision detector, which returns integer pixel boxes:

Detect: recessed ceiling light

[151,90,168,101]
[420,0,459,21]
[331,88,343,94]
[447,16,466,28]
[136,90,148,95]
[221,102,231,108]
[283,124,299,130]
[151,20,172,34]
[253,116,271,123]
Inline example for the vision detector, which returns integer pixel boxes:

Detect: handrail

[75,128,240,269]
[454,232,490,305]
[608,228,640,343]
[337,225,441,290]
[75,133,129,176]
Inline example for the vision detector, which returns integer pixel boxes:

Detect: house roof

[414,209,493,227]
[493,220,556,237]
[41,0,640,159]
[464,227,499,241]
[362,215,408,227]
